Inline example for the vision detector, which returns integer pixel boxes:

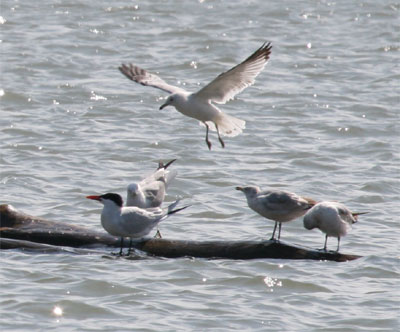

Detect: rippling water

[1,0,399,331]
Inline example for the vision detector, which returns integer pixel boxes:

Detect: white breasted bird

[86,193,188,255]
[236,185,316,241]
[303,201,367,252]
[126,159,177,209]
[119,43,272,150]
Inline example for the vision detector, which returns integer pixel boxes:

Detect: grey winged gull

[303,201,367,251]
[119,42,272,150]
[236,185,316,241]
[126,159,177,209]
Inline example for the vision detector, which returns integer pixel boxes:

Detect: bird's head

[159,93,186,110]
[127,183,139,197]
[86,193,123,208]
[235,186,260,198]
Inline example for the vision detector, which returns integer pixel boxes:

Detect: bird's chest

[101,210,124,236]
[176,98,219,121]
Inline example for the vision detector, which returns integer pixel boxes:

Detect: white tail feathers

[207,112,246,137]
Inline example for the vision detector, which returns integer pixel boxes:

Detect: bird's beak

[86,195,101,201]
[159,101,169,110]
[236,186,243,191]
[352,211,368,222]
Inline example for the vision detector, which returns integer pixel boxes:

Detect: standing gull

[126,159,177,208]
[86,193,188,255]
[119,42,272,150]
[236,186,316,240]
[303,201,366,252]
[126,159,177,238]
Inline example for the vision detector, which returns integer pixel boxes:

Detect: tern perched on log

[86,193,188,255]
[119,42,272,150]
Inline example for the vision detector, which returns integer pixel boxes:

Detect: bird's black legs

[323,235,328,251]
[127,238,133,256]
[336,237,341,252]
[321,236,340,252]
[270,221,278,241]
[154,229,162,238]
[270,222,282,241]
[203,122,225,150]
[204,122,212,150]
[215,124,225,148]
[113,237,134,256]
[118,237,124,256]
[277,222,282,240]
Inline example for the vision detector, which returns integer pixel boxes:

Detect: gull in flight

[236,186,316,241]
[86,193,188,255]
[119,42,272,150]
[303,201,367,252]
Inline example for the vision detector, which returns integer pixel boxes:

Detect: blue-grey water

[1,0,399,331]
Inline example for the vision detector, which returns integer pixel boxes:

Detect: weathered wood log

[0,204,361,261]
[0,238,106,255]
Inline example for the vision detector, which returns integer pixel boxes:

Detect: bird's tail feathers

[166,199,180,213]
[166,199,191,215]
[158,159,177,170]
[213,113,245,137]
[168,204,191,216]
[160,199,190,221]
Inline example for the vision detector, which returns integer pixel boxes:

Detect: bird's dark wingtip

[158,159,177,170]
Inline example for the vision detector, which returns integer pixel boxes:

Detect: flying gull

[119,42,272,150]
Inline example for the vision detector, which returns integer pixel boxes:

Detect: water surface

[1,0,399,331]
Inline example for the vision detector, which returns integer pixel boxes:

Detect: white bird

[236,186,316,241]
[86,193,188,255]
[303,201,366,252]
[126,159,177,209]
[119,42,272,150]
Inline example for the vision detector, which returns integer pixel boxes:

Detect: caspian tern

[86,193,188,255]
[126,159,177,209]
[303,201,367,252]
[236,186,316,241]
[119,42,272,150]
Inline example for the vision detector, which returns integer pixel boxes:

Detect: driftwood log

[0,204,361,262]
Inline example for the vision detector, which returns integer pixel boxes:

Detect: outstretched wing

[194,42,272,104]
[119,64,187,94]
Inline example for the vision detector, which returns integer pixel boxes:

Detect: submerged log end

[0,204,118,247]
[0,204,31,228]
